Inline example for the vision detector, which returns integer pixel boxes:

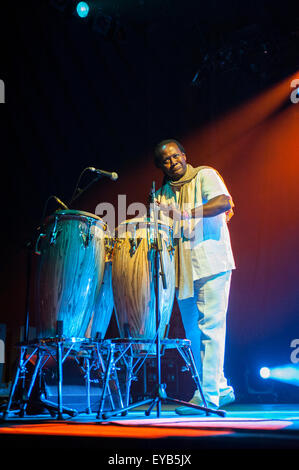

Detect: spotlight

[271,365,299,386]
[76,1,90,18]
[259,365,299,386]
[260,367,271,379]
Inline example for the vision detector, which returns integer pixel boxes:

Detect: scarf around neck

[163,164,234,300]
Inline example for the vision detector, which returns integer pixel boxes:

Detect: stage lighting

[270,365,299,386]
[259,365,299,386]
[260,367,271,379]
[76,1,90,18]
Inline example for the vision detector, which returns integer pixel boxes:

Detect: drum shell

[111,220,175,343]
[85,261,114,339]
[34,211,106,339]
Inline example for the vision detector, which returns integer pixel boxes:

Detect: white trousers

[177,270,234,407]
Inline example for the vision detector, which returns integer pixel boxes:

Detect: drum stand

[100,183,226,420]
[2,337,80,420]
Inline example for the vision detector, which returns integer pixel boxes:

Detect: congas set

[111,218,175,344]
[34,210,113,339]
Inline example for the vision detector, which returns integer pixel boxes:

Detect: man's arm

[191,194,232,218]
[156,194,233,220]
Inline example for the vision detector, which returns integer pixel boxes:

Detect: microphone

[87,167,118,181]
[53,196,69,210]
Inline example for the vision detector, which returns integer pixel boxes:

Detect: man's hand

[154,194,234,221]
[154,201,188,220]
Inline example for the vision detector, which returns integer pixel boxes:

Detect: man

[153,139,236,414]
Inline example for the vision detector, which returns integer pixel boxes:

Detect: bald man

[153,139,236,414]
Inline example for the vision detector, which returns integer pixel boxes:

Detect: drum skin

[112,219,175,342]
[34,210,107,339]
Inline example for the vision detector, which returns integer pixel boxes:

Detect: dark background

[0,0,299,402]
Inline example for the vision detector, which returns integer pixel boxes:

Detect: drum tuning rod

[129,238,137,256]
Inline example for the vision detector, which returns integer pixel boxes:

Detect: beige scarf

[164,164,234,300]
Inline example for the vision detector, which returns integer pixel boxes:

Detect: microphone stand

[146,181,167,417]
[141,183,224,417]
[102,182,226,419]
[69,174,102,207]
[68,166,117,208]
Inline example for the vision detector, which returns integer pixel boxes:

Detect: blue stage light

[76,2,90,18]
[270,365,299,386]
[259,364,299,386]
[260,367,271,379]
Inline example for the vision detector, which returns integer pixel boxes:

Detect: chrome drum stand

[97,337,226,419]
[1,336,125,420]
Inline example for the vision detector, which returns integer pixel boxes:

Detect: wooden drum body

[87,259,114,340]
[112,218,175,343]
[34,210,108,339]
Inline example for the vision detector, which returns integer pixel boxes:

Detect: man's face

[158,142,187,180]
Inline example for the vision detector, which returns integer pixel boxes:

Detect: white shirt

[155,168,236,280]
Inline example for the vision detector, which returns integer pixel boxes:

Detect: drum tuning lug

[129,238,141,256]
[49,215,60,246]
[50,229,62,246]
[34,232,46,255]
[79,219,94,248]
[104,239,115,261]
[80,230,93,248]
[129,238,137,256]
[150,241,157,251]
[167,245,175,255]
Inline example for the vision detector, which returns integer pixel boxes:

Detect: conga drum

[34,210,107,339]
[111,218,175,345]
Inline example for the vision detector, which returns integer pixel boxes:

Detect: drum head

[115,217,173,241]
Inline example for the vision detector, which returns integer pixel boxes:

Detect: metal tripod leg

[19,350,45,417]
[173,343,226,417]
[2,346,27,419]
[84,356,92,414]
[124,350,134,408]
[145,396,159,416]
[97,342,115,419]
[56,340,63,419]
[94,342,118,413]
[111,356,125,412]
[184,345,208,408]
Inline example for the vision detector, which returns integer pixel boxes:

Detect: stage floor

[1,403,299,452]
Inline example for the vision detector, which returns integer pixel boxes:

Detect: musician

[153,139,236,414]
